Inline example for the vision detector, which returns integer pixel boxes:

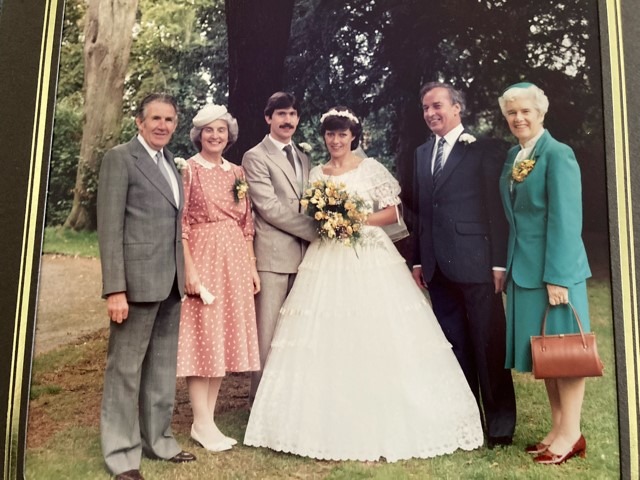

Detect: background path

[35,254,105,355]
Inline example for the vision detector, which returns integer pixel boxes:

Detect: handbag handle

[540,302,588,350]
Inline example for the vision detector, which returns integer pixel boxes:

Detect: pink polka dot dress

[177,154,260,377]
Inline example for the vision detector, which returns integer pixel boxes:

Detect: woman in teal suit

[498,83,592,465]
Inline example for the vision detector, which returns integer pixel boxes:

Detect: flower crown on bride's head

[320,109,360,124]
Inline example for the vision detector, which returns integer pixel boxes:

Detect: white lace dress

[244,158,484,462]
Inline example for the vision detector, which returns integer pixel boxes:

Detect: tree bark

[64,0,138,230]
[225,0,295,163]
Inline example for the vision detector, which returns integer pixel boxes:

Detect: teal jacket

[499,129,591,288]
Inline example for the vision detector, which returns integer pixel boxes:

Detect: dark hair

[320,106,362,150]
[263,92,299,117]
[135,93,179,120]
[419,82,466,114]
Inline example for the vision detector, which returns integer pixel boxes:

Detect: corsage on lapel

[458,133,476,145]
[298,142,313,153]
[174,157,188,174]
[512,149,536,183]
[232,173,249,203]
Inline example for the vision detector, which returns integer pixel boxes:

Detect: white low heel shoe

[191,425,233,452]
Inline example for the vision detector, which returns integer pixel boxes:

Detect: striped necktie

[432,137,446,185]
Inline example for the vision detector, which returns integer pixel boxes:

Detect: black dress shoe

[487,436,513,449]
[168,450,196,463]
[115,469,144,480]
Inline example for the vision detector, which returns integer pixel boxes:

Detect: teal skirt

[505,279,590,372]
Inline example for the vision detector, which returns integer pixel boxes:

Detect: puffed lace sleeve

[365,158,401,208]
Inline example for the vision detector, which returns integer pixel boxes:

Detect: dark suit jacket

[97,137,185,302]
[499,129,591,288]
[412,131,508,284]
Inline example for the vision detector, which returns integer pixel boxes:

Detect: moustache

[280,124,295,129]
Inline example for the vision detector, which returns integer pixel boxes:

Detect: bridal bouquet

[300,179,370,247]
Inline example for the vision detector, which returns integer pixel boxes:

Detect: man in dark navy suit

[411,82,516,448]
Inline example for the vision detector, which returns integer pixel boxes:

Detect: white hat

[192,104,228,127]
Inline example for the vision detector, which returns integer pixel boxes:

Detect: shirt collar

[436,123,465,146]
[520,128,546,150]
[269,134,293,152]
[194,153,232,171]
[137,134,162,160]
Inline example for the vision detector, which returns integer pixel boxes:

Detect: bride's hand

[185,263,201,296]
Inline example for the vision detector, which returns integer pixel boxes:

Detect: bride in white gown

[244,107,484,462]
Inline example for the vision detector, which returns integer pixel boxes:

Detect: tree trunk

[64,0,138,230]
[225,0,295,163]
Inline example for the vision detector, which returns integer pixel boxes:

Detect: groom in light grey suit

[97,93,195,480]
[242,92,317,401]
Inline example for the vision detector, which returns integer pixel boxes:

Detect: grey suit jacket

[97,137,185,302]
[242,135,316,274]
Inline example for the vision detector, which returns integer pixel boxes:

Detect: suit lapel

[262,136,302,196]
[433,133,465,193]
[510,129,548,204]
[420,137,436,191]
[163,148,183,210]
[131,138,178,208]
[294,144,311,187]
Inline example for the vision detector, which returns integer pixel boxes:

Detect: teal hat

[502,82,536,94]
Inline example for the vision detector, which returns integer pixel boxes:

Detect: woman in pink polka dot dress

[177,104,260,452]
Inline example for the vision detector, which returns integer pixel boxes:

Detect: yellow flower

[315,211,325,221]
[232,176,249,203]
[512,159,536,182]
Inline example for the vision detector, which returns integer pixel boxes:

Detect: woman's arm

[365,205,398,227]
[246,239,260,294]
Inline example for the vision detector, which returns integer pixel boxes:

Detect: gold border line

[607,0,639,476]
[4,0,59,477]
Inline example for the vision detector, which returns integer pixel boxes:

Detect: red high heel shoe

[533,435,586,465]
[525,442,549,455]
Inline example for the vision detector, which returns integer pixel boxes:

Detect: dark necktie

[284,144,303,189]
[432,137,446,185]
[283,145,296,171]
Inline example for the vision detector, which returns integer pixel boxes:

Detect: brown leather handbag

[530,302,604,379]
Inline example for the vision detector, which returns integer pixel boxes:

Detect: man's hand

[107,292,129,323]
[492,270,506,294]
[412,266,427,289]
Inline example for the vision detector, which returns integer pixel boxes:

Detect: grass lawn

[42,226,100,258]
[25,278,619,479]
[29,229,619,478]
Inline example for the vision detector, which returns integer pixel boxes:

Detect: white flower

[298,142,313,153]
[459,133,477,145]
[174,157,188,172]
[320,109,360,124]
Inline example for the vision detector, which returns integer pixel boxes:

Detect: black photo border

[0,0,638,478]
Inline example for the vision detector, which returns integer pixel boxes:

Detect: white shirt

[269,134,303,186]
[137,134,180,205]
[431,123,465,173]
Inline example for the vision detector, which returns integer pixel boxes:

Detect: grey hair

[419,82,466,114]
[498,84,549,117]
[189,112,239,152]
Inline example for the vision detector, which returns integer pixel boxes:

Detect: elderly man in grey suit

[97,93,195,480]
[242,92,317,401]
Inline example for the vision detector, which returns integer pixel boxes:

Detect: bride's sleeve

[368,160,401,209]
